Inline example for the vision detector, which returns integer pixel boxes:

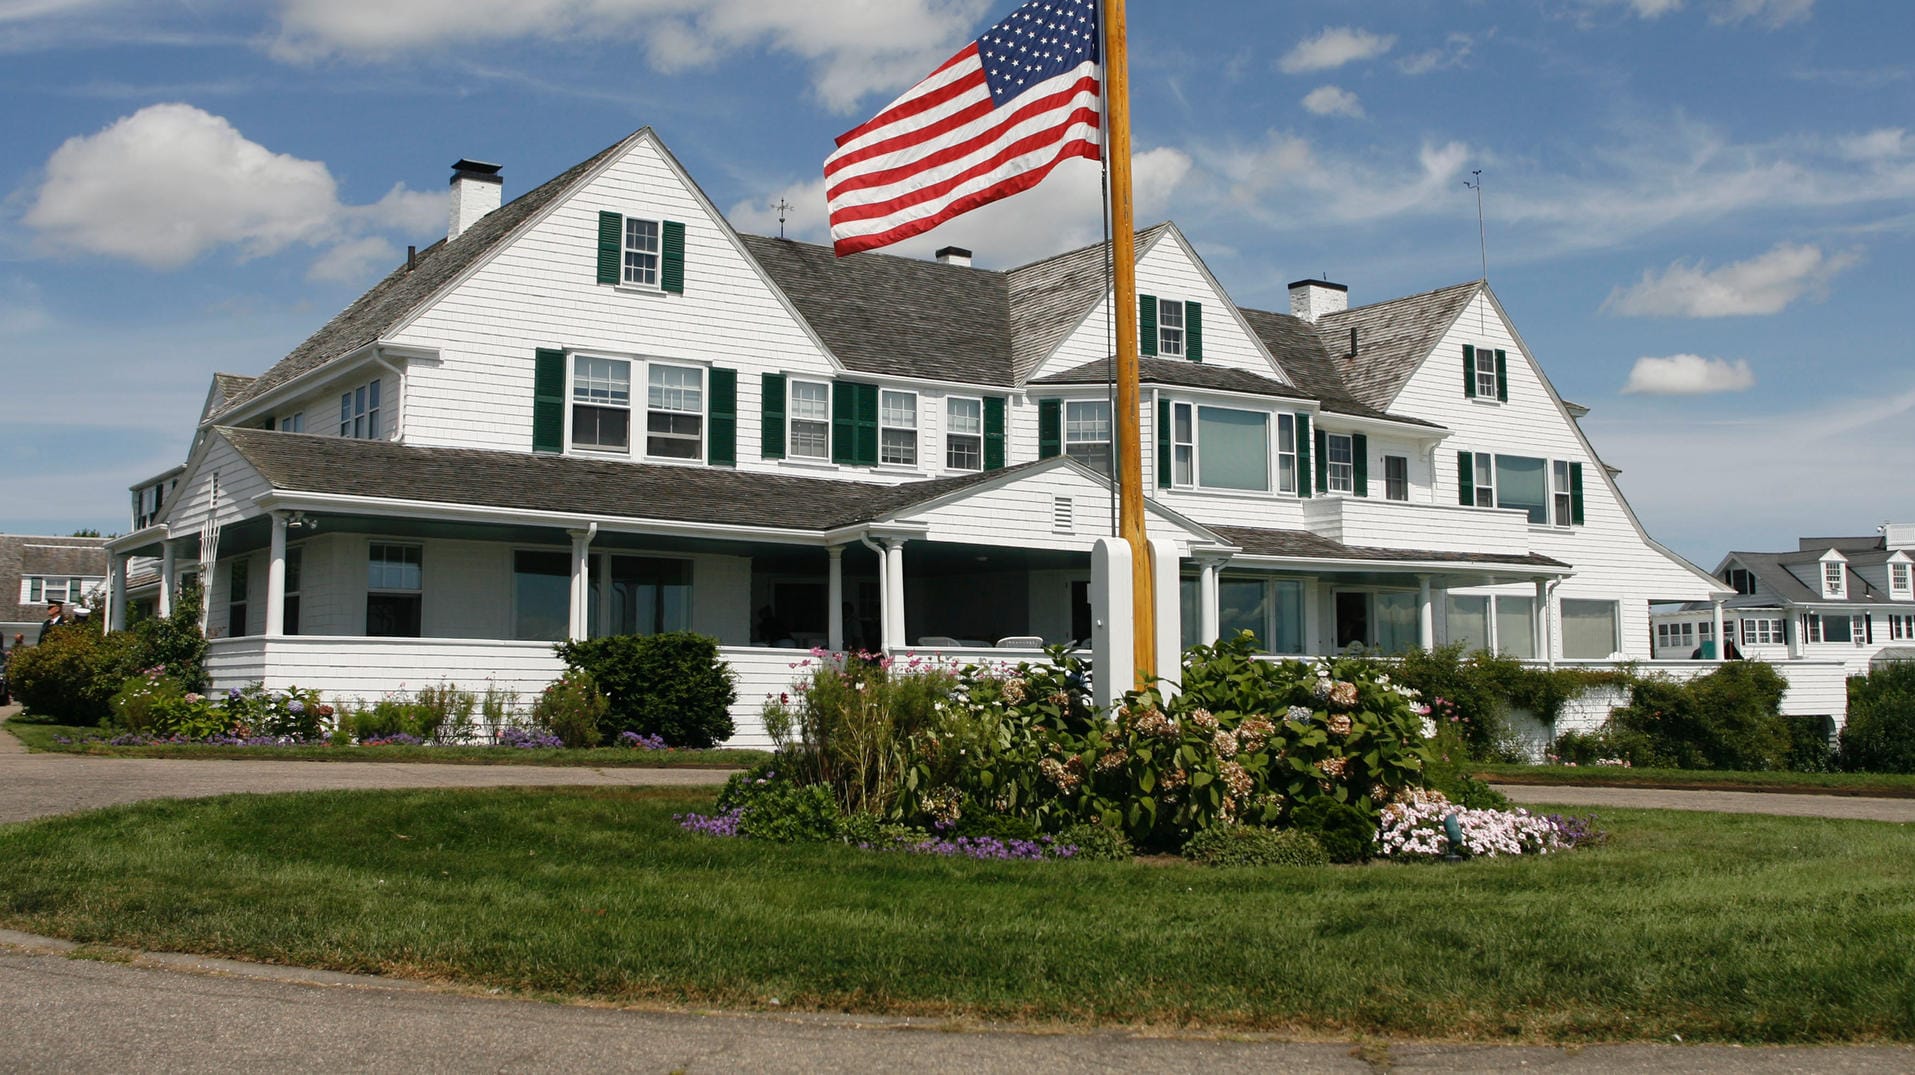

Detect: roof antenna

[1462,170,1487,282]
[772,198,793,239]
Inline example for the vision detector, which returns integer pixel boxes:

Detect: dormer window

[1822,560,1846,598]
[1891,561,1912,597]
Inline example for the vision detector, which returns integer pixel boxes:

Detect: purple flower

[227,688,242,701]
[617,730,668,750]
[676,808,744,837]
[287,700,306,715]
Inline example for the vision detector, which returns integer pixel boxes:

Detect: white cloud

[1397,33,1475,75]
[1712,0,1814,27]
[0,275,51,334]
[270,0,994,113]
[1208,131,1472,228]
[1301,86,1364,119]
[1838,128,1911,162]
[1621,354,1755,395]
[1605,242,1860,317]
[21,103,442,277]
[1278,27,1394,75]
[1627,0,1685,16]
[307,236,398,283]
[726,149,1194,269]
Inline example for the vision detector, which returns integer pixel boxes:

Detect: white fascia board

[207,342,443,431]
[105,525,171,556]
[1315,411,1451,443]
[127,463,187,492]
[1227,552,1574,578]
[253,490,832,546]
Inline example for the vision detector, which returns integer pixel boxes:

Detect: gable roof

[1236,307,1434,425]
[1313,280,1482,411]
[737,235,1013,386]
[1723,550,1885,605]
[215,135,634,419]
[1,535,110,622]
[1005,223,1174,384]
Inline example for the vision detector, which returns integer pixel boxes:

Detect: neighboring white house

[3,534,109,645]
[104,127,1756,744]
[1652,528,1915,674]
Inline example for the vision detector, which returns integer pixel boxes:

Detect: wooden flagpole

[1102,0,1154,679]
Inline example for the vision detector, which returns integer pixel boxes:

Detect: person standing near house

[39,599,69,644]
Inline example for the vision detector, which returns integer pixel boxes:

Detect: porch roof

[1210,524,1569,573]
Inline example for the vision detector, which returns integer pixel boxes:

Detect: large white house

[105,127,1764,743]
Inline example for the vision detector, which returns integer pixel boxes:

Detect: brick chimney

[935,245,973,267]
[448,159,503,242]
[1288,277,1348,322]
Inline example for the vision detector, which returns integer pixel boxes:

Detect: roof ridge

[1319,278,1482,320]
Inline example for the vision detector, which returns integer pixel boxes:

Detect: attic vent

[1346,326,1357,360]
[1052,495,1074,534]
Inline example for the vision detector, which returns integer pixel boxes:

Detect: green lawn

[1477,763,1915,798]
[2,716,765,768]
[1,787,1910,1042]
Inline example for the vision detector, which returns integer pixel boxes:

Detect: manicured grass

[1478,763,1915,798]
[1,716,764,768]
[1,787,1911,1042]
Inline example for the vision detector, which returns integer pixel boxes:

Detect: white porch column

[1417,575,1435,651]
[826,546,845,652]
[108,554,129,631]
[882,538,907,651]
[1711,599,1727,662]
[567,528,595,640]
[158,540,176,618]
[1198,559,1222,645]
[1536,579,1554,668]
[265,513,288,637]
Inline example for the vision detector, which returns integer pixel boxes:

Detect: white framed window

[1552,460,1573,527]
[1474,345,1499,399]
[1822,561,1846,598]
[1889,613,1914,640]
[1494,595,1537,658]
[1065,400,1112,475]
[1471,452,1495,508]
[366,543,423,638]
[1803,613,1826,644]
[1170,402,1195,486]
[279,412,304,433]
[946,397,983,471]
[1325,432,1355,494]
[1561,599,1620,659]
[1276,413,1297,494]
[1741,617,1784,646]
[646,363,704,460]
[1851,614,1870,646]
[339,378,381,440]
[1656,622,1695,651]
[1385,455,1409,502]
[879,390,918,466]
[571,356,631,452]
[1171,402,1271,492]
[789,380,830,461]
[23,575,104,606]
[1724,567,1758,595]
[1890,561,1912,596]
[1158,299,1185,357]
[623,217,661,288]
[135,485,164,529]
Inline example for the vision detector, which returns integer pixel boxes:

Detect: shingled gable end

[107,125,1792,753]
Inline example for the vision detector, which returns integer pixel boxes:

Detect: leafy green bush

[7,621,140,724]
[1289,796,1377,864]
[555,632,736,747]
[1055,822,1133,862]
[1782,715,1837,773]
[1841,665,1915,773]
[735,781,843,842]
[130,583,207,692]
[530,671,606,749]
[1608,662,1791,770]
[109,674,228,738]
[223,684,327,739]
[1182,825,1328,867]
[767,651,960,817]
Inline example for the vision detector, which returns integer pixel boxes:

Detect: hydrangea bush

[1376,789,1603,860]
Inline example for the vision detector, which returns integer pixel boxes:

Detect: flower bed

[1376,789,1603,860]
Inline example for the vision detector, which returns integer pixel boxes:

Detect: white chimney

[1288,277,1348,322]
[935,245,973,267]
[448,159,503,242]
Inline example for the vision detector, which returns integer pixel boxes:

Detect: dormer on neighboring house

[1887,550,1913,601]
[1819,549,1849,599]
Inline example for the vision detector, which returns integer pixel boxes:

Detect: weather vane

[773,198,794,239]
[1462,170,1487,282]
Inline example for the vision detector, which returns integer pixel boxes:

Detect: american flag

[825,0,1102,258]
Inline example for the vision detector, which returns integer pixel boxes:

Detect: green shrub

[1182,825,1328,867]
[768,652,959,817]
[223,684,327,739]
[555,632,736,747]
[530,671,606,749]
[735,781,843,842]
[1609,662,1790,770]
[1289,796,1377,864]
[1387,644,1523,762]
[130,583,207,692]
[1841,665,1915,773]
[949,812,1042,842]
[1782,715,1837,773]
[411,682,480,743]
[7,621,140,724]
[1055,822,1133,862]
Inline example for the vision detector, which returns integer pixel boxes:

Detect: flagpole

[1101,0,1154,681]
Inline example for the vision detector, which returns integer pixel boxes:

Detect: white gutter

[371,351,405,440]
[205,342,441,432]
[253,491,837,546]
[1228,552,1574,578]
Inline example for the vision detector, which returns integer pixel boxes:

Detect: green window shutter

[832,381,857,464]
[761,373,786,460]
[1314,428,1328,495]
[1038,398,1062,459]
[1352,433,1369,498]
[707,367,737,467]
[983,397,1007,470]
[1156,399,1171,488]
[1296,413,1312,497]
[1569,462,1585,525]
[661,220,686,294]
[533,348,566,453]
[1186,301,1203,362]
[1457,451,1474,506]
[855,383,879,466]
[596,212,622,285]
[1462,344,1477,399]
[1139,294,1158,357]
[1495,349,1509,402]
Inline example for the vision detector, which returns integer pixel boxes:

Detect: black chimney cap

[451,159,502,175]
[1286,278,1347,292]
[935,245,973,260]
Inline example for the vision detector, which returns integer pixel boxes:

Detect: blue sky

[2,0,1911,566]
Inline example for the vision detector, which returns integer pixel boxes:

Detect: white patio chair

[995,635,1044,649]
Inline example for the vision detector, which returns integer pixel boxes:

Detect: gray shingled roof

[1238,307,1413,424]
[738,235,1013,386]
[219,428,1049,533]
[1213,525,1567,570]
[1004,223,1172,384]
[1029,356,1318,404]
[1,535,110,622]
[1725,550,1888,605]
[1313,280,1482,412]
[216,135,634,418]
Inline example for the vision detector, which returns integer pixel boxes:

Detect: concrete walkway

[1494,783,1915,822]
